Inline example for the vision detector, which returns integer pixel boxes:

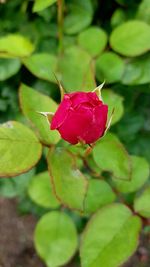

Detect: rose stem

[57,0,64,54]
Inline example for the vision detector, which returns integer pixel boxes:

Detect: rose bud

[38,82,113,145]
[49,83,109,145]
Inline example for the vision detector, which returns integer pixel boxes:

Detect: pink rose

[50,91,108,145]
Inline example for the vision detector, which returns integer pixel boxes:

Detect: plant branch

[57,0,64,54]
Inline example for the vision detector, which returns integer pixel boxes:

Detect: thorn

[92,81,105,100]
[36,111,54,124]
[104,108,115,135]
[53,72,65,101]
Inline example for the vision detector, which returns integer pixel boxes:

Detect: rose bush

[0,1,150,267]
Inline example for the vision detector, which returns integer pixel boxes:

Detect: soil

[0,198,45,267]
[0,198,150,267]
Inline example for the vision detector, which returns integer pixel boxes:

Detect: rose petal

[88,92,102,105]
[79,104,108,144]
[68,92,101,108]
[58,105,93,144]
[51,95,71,129]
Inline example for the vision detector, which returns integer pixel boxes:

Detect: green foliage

[0,121,42,177]
[19,84,60,145]
[58,46,95,92]
[134,187,150,218]
[122,53,150,85]
[0,58,21,81]
[28,171,60,208]
[84,179,116,214]
[33,0,57,12]
[136,0,150,24]
[64,0,93,35]
[47,147,88,211]
[34,211,78,267]
[0,168,35,198]
[96,52,125,83]
[110,20,150,56]
[22,53,57,83]
[0,1,150,266]
[0,34,35,57]
[78,26,108,57]
[102,89,124,125]
[80,204,141,267]
[93,134,131,180]
[111,8,126,28]
[113,156,149,193]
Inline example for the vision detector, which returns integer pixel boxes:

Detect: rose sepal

[92,81,105,101]
[36,111,54,124]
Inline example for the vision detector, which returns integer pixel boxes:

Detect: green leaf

[7,168,36,197]
[93,134,131,180]
[84,179,116,214]
[64,0,93,35]
[102,132,120,143]
[0,121,42,177]
[110,20,150,56]
[77,26,108,57]
[136,0,150,25]
[134,187,150,218]
[22,53,57,83]
[33,0,57,12]
[80,204,141,267]
[28,171,60,208]
[67,144,85,158]
[34,211,78,267]
[0,58,21,81]
[102,89,124,125]
[116,0,140,5]
[96,52,125,83]
[58,46,95,92]
[19,84,60,145]
[86,155,102,176]
[122,53,150,85]
[113,156,149,193]
[115,113,145,143]
[0,34,35,58]
[111,8,126,28]
[47,147,88,211]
